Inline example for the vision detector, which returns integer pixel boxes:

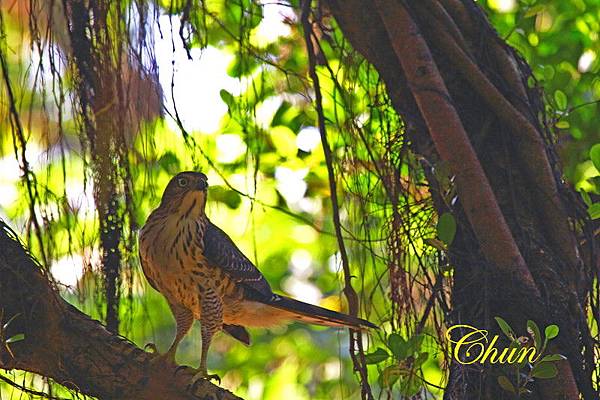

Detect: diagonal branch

[413,0,581,289]
[372,0,539,292]
[0,220,241,400]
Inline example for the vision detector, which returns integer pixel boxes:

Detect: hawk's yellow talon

[144,343,159,353]
[195,371,220,384]
[187,370,221,393]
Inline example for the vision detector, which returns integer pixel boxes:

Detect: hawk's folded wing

[203,220,273,297]
[203,220,378,330]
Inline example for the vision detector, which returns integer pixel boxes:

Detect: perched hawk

[139,171,376,381]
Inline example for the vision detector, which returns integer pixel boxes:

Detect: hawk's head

[160,171,209,215]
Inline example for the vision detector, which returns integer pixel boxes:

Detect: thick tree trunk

[0,221,241,400]
[324,0,595,399]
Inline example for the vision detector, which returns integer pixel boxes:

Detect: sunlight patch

[290,249,314,279]
[216,134,247,163]
[252,1,294,47]
[488,0,516,13]
[275,166,308,204]
[296,127,321,153]
[51,254,86,289]
[256,96,283,128]
[283,276,322,305]
[155,16,242,133]
[578,50,596,73]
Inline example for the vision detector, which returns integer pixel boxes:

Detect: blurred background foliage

[0,0,597,399]
[485,0,600,200]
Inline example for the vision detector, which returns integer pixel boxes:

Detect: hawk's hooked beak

[196,180,208,191]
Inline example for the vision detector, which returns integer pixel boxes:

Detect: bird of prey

[139,171,376,382]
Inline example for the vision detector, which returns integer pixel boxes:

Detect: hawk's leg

[147,302,193,368]
[165,302,194,363]
[192,287,223,384]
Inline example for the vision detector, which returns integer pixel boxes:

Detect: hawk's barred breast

[139,201,246,322]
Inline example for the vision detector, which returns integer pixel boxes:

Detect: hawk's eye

[177,177,188,187]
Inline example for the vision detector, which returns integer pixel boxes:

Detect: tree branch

[0,220,241,400]
[372,0,539,292]
[413,0,581,290]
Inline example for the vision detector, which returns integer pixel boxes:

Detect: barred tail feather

[266,295,378,330]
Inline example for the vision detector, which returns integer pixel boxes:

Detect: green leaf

[423,238,447,251]
[507,339,521,353]
[381,365,402,387]
[544,324,559,340]
[495,316,515,339]
[227,55,259,78]
[554,90,567,110]
[406,334,425,354]
[246,1,264,28]
[590,144,600,173]
[219,89,235,108]
[555,120,570,129]
[2,313,20,330]
[542,65,555,81]
[589,176,600,191]
[208,186,242,209]
[270,126,298,158]
[414,352,429,367]
[5,333,24,344]
[388,333,408,359]
[531,362,558,379]
[364,347,390,364]
[158,151,181,174]
[436,212,457,245]
[497,375,516,394]
[271,101,293,127]
[540,354,566,362]
[398,373,422,397]
[524,5,545,18]
[527,320,542,350]
[579,190,592,207]
[588,203,600,220]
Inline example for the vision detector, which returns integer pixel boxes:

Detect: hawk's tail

[265,294,378,330]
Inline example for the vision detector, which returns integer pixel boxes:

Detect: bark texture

[324,0,596,399]
[0,221,241,400]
